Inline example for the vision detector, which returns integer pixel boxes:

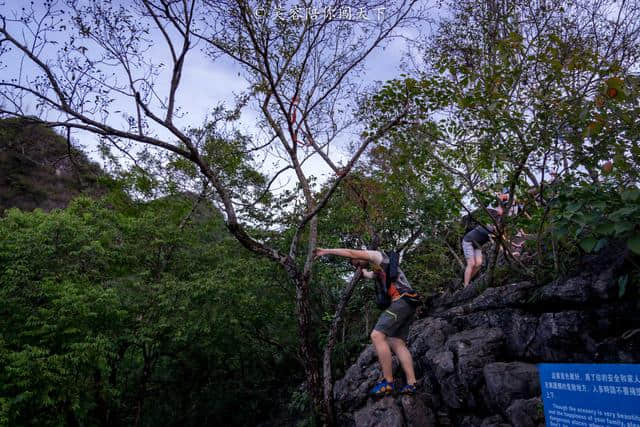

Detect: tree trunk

[65,401,80,427]
[134,346,153,427]
[294,275,324,422]
[92,369,109,427]
[321,270,362,426]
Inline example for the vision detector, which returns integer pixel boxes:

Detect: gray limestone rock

[483,362,541,412]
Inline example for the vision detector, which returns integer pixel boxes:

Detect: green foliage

[0,195,298,426]
[552,183,640,254]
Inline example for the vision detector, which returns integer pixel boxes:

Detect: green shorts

[373,298,415,341]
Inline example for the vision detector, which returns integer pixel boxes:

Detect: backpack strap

[385,250,400,286]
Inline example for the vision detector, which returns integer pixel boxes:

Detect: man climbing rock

[314,247,418,397]
[462,205,504,287]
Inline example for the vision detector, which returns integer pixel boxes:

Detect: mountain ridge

[0,118,108,215]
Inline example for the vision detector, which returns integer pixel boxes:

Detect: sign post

[539,363,640,427]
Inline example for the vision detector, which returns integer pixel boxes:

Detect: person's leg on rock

[463,258,475,287]
[388,302,417,395]
[462,240,477,287]
[370,329,393,383]
[388,337,416,386]
[369,310,396,397]
[472,249,483,280]
[370,299,417,396]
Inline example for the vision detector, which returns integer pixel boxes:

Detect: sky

[0,0,433,195]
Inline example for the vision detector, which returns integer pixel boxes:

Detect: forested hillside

[0,118,106,214]
[0,162,300,426]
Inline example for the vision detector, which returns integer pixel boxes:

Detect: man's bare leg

[464,251,484,286]
[475,252,483,272]
[371,329,393,382]
[463,258,475,287]
[388,337,416,385]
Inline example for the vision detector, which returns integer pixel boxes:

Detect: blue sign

[539,363,640,427]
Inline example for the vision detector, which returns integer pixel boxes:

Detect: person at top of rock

[462,196,505,287]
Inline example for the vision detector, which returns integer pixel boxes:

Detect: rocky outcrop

[335,247,639,426]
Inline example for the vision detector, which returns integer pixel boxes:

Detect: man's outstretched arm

[314,248,383,264]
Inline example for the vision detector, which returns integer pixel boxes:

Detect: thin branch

[296,106,410,235]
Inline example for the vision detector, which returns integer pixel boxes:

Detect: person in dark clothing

[313,247,417,397]
[462,205,504,287]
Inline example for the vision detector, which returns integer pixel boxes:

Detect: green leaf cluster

[553,183,640,255]
[0,194,298,426]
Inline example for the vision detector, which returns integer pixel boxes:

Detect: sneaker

[369,379,395,397]
[399,383,417,395]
